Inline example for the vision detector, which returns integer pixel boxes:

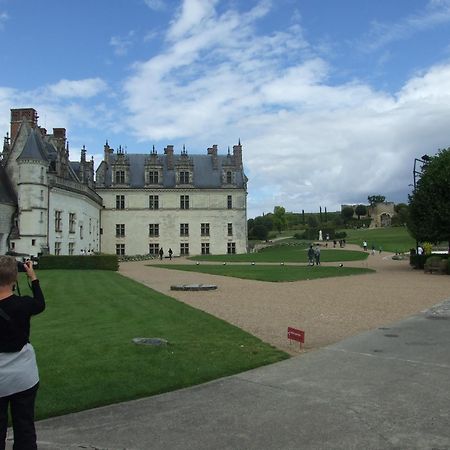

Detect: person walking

[168,248,173,260]
[0,256,45,450]
[314,245,321,265]
[159,248,164,260]
[307,245,315,266]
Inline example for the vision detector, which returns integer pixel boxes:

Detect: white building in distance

[0,108,248,258]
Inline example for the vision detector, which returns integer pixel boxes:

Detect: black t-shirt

[0,280,45,352]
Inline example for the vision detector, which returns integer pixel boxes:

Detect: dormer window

[148,171,159,184]
[115,170,125,184]
[180,171,190,184]
[226,171,233,184]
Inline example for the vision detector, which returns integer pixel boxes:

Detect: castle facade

[0,108,248,258]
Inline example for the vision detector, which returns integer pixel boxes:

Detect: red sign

[288,327,305,347]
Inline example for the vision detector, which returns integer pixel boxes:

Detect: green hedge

[38,255,119,271]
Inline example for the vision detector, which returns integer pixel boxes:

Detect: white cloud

[46,78,108,99]
[361,0,450,52]
[167,0,219,41]
[144,0,166,11]
[110,30,136,56]
[119,0,450,217]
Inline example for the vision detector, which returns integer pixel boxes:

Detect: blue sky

[1,0,450,218]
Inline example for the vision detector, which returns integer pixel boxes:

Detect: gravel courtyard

[119,247,449,355]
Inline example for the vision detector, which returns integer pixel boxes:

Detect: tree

[368,195,386,206]
[272,206,287,233]
[354,204,367,220]
[341,206,354,223]
[392,203,409,226]
[307,215,318,228]
[408,148,450,248]
[250,224,269,240]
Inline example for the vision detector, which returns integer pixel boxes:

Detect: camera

[17,261,27,272]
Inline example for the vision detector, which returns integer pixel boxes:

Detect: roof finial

[238,138,241,146]
[227,146,230,156]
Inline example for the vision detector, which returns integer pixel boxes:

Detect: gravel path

[119,247,449,355]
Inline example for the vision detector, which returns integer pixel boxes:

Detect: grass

[157,264,374,282]
[342,226,416,253]
[24,270,288,420]
[190,245,368,263]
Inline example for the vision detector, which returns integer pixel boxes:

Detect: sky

[1,0,450,218]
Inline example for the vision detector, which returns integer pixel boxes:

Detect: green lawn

[26,270,288,420]
[190,246,368,263]
[157,264,373,282]
[342,226,416,253]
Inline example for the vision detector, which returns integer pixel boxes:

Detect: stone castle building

[0,108,248,257]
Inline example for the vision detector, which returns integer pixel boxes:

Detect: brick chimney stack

[164,145,174,170]
[232,140,242,168]
[207,144,218,169]
[10,108,38,145]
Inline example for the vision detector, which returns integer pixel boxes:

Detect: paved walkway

[16,300,450,449]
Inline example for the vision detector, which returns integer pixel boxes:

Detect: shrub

[38,255,118,271]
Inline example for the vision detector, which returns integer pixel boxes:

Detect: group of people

[307,244,321,266]
[158,248,173,260]
[0,256,45,449]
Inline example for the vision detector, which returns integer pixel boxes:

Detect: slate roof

[0,165,17,205]
[100,154,246,189]
[16,129,48,161]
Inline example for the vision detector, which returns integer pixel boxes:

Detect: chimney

[207,144,218,169]
[10,108,38,145]
[104,140,113,165]
[232,140,242,168]
[53,128,66,140]
[164,145,174,170]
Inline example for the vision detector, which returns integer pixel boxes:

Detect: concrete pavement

[7,300,450,449]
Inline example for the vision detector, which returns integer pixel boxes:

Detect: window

[180,171,189,184]
[80,225,84,240]
[227,195,232,209]
[149,195,159,210]
[116,244,125,256]
[68,242,74,255]
[227,223,233,236]
[115,170,125,184]
[55,210,62,232]
[116,195,125,209]
[69,213,76,233]
[40,190,44,201]
[180,195,189,209]
[89,218,92,234]
[201,223,210,236]
[149,224,159,237]
[148,171,159,184]
[201,243,210,255]
[180,223,189,236]
[116,224,125,237]
[226,171,232,184]
[180,243,189,256]
[31,239,36,246]
[54,241,61,255]
[149,243,159,255]
[39,212,44,223]
[227,242,236,254]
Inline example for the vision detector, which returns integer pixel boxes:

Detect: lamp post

[413,155,430,189]
[412,154,430,254]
